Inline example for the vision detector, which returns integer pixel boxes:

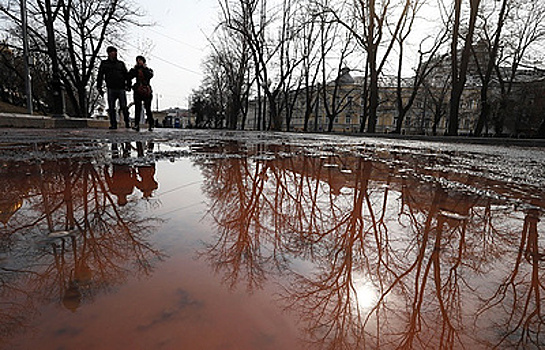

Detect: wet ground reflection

[1,134,544,349]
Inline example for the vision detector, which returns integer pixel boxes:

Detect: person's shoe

[125,123,130,128]
[109,125,117,130]
[132,125,140,132]
[148,126,153,131]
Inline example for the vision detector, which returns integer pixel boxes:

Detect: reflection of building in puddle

[0,151,164,341]
[195,142,545,350]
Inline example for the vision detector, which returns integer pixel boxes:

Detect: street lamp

[20,0,32,114]
[155,93,161,111]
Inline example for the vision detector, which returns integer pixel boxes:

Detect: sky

[121,0,219,110]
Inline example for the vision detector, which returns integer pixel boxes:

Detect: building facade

[245,64,545,136]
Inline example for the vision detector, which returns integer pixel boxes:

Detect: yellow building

[246,66,544,136]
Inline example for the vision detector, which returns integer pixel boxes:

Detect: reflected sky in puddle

[1,135,544,350]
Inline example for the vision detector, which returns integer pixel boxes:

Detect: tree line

[191,0,545,137]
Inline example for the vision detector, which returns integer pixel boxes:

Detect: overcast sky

[120,0,219,110]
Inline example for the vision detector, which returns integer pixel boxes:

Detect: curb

[0,112,110,129]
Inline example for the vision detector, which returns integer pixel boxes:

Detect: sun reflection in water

[352,276,378,310]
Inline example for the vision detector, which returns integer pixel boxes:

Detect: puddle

[1,134,545,349]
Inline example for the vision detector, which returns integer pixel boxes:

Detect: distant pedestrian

[127,55,154,132]
[97,46,131,129]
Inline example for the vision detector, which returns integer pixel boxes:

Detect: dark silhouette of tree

[393,19,448,134]
[189,86,220,128]
[207,31,252,130]
[447,0,482,136]
[473,0,510,136]
[493,1,545,136]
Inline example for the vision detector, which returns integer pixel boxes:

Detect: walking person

[97,46,131,129]
[128,56,154,131]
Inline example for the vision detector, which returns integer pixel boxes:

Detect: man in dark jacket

[97,46,130,129]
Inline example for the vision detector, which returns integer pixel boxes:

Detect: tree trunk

[537,118,545,138]
[367,48,379,133]
[269,92,281,131]
[327,114,334,132]
[448,0,480,136]
[474,0,508,136]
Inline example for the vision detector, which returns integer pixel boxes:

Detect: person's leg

[144,97,154,131]
[136,141,144,157]
[133,94,142,131]
[107,89,117,128]
[118,91,130,128]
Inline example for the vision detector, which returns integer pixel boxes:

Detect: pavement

[0,112,110,129]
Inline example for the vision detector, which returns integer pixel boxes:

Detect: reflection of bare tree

[393,186,470,349]
[0,153,164,342]
[477,208,545,349]
[282,158,375,350]
[195,141,545,350]
[281,160,471,349]
[198,142,270,291]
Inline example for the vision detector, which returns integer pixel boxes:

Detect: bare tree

[189,86,219,128]
[446,0,482,136]
[294,1,355,133]
[207,11,254,130]
[189,56,227,129]
[472,0,510,136]
[276,0,305,132]
[392,0,448,134]
[492,0,545,136]
[218,0,305,131]
[57,0,143,117]
[424,75,450,136]
[319,29,359,132]
[324,0,418,133]
[296,3,325,132]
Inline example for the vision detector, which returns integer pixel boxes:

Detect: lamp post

[314,83,320,132]
[20,0,32,114]
[155,93,161,111]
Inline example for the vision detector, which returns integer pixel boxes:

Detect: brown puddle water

[1,137,544,349]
